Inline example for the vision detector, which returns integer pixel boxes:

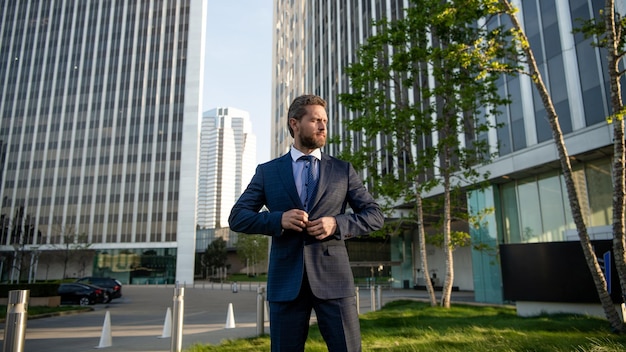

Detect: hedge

[0,283,60,297]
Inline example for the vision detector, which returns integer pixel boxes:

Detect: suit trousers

[269,272,362,352]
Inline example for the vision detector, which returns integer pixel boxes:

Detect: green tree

[339,0,516,308]
[499,0,625,332]
[58,232,91,279]
[573,0,626,331]
[2,206,39,283]
[236,234,268,276]
[203,237,229,281]
[50,221,92,279]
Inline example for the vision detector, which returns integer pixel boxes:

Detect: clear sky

[204,1,273,164]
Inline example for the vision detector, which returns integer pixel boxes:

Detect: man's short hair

[287,95,327,137]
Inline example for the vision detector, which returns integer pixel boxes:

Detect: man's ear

[289,117,298,131]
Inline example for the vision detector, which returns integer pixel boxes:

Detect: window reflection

[500,158,611,244]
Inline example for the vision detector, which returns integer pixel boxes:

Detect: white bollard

[96,311,112,348]
[3,290,29,352]
[256,287,265,336]
[171,286,185,352]
[158,307,172,338]
[225,303,236,329]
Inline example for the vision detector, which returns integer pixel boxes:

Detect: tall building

[197,107,256,250]
[0,0,206,284]
[272,0,621,309]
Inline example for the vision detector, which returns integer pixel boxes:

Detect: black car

[58,283,106,306]
[76,277,123,302]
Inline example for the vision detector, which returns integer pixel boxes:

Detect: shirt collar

[290,146,321,162]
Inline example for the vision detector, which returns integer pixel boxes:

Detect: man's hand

[306,216,337,240]
[281,209,309,232]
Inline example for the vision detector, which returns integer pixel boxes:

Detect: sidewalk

[0,283,475,352]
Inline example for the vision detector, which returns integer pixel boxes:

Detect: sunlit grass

[186,300,626,352]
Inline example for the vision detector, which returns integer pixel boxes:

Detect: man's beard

[300,133,325,149]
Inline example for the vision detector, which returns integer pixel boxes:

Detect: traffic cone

[225,303,236,329]
[158,307,172,338]
[96,310,112,348]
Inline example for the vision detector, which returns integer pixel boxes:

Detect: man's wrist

[332,216,340,239]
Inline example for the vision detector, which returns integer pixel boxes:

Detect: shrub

[0,283,60,297]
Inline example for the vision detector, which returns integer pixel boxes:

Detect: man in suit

[229,94,384,352]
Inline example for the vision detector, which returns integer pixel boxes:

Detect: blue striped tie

[299,155,318,211]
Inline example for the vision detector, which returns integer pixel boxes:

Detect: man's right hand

[281,209,309,232]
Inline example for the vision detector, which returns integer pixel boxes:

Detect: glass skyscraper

[0,0,205,284]
[272,0,621,305]
[197,107,256,250]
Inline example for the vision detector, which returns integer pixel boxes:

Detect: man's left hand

[306,216,337,240]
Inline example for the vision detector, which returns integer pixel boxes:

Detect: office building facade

[0,0,205,284]
[197,107,256,250]
[272,0,620,304]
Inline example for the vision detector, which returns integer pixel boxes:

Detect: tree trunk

[605,0,626,308]
[415,177,437,306]
[441,155,453,308]
[502,0,624,332]
[62,247,69,279]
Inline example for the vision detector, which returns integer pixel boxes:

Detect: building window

[499,158,611,244]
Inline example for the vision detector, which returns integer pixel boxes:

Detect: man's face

[293,105,327,150]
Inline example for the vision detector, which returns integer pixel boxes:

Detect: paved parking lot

[0,283,474,352]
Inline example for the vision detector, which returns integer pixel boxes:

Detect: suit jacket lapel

[277,153,303,208]
[310,153,332,211]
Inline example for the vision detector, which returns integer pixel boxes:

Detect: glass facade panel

[501,183,521,243]
[469,188,504,304]
[532,89,551,142]
[517,180,543,242]
[500,158,612,244]
[92,248,177,285]
[586,159,613,227]
[538,174,568,242]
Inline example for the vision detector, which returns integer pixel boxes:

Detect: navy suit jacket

[229,152,384,302]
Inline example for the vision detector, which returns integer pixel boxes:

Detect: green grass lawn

[186,300,626,352]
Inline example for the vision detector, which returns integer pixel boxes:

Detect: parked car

[58,283,107,306]
[75,277,123,302]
